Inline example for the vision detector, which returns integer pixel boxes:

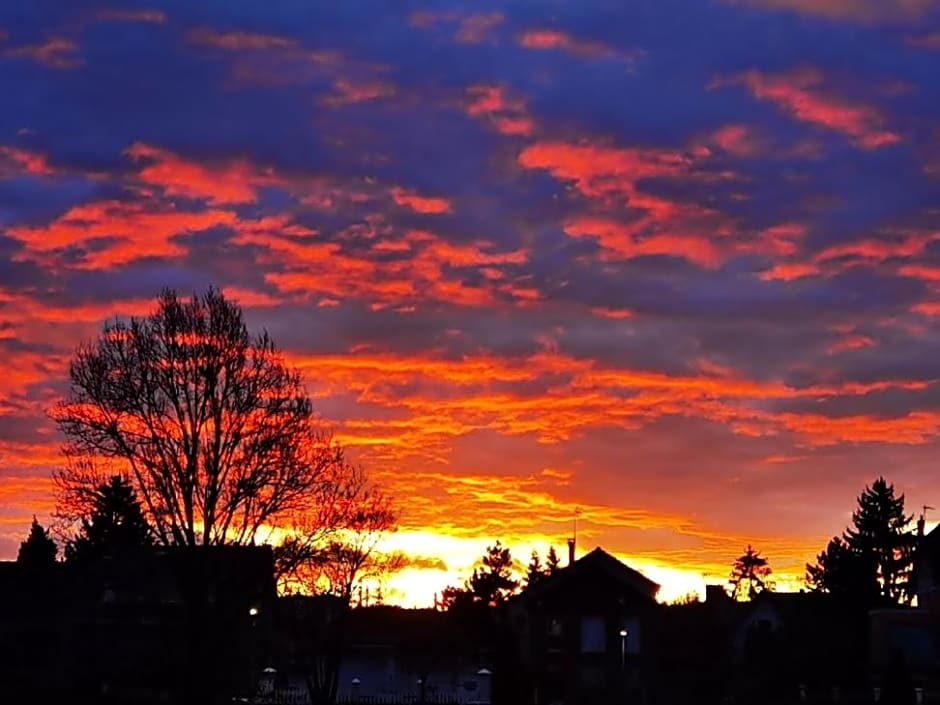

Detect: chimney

[705,584,730,603]
[918,515,926,539]
[567,537,576,566]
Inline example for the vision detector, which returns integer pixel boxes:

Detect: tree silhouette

[53,287,354,547]
[545,545,561,574]
[275,464,399,600]
[806,477,913,604]
[17,517,58,567]
[50,287,375,705]
[468,541,519,606]
[441,541,520,609]
[64,474,153,563]
[728,544,773,600]
[275,467,400,705]
[525,550,545,588]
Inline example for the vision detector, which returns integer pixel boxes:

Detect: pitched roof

[514,546,660,604]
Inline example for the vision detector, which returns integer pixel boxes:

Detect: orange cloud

[564,217,722,268]
[518,140,740,266]
[125,142,284,204]
[390,187,452,214]
[518,141,694,201]
[234,217,528,309]
[5,37,81,69]
[8,199,238,268]
[464,84,534,137]
[716,67,899,149]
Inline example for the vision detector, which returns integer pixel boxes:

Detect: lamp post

[619,628,629,668]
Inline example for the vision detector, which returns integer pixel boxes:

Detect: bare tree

[52,287,346,547]
[276,468,400,705]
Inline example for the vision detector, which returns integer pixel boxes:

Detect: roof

[513,546,660,604]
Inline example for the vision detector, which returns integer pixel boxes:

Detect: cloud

[0,146,56,177]
[517,28,641,62]
[464,84,534,136]
[5,37,82,69]
[321,78,396,106]
[95,8,167,24]
[722,0,937,24]
[187,28,298,51]
[390,187,452,214]
[714,67,900,149]
[125,142,283,204]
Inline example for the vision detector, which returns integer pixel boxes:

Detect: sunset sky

[1,0,940,605]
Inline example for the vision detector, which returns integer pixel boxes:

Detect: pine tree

[65,475,153,563]
[524,550,545,588]
[17,517,58,568]
[728,544,773,600]
[846,477,913,603]
[806,535,878,604]
[806,477,914,605]
[545,545,561,574]
[468,541,519,606]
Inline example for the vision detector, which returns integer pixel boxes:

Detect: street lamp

[619,628,629,668]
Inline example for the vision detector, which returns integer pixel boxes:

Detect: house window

[622,617,641,654]
[580,616,605,653]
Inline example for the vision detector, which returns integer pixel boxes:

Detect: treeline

[726,476,920,607]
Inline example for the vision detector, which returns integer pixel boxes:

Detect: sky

[1,0,939,605]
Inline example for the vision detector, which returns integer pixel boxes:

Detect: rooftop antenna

[567,507,582,566]
[918,505,934,538]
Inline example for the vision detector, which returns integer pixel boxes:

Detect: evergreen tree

[807,477,913,604]
[17,517,58,567]
[728,544,773,600]
[806,535,878,604]
[468,541,519,606]
[545,545,561,574]
[846,477,913,603]
[65,475,153,563]
[524,550,545,588]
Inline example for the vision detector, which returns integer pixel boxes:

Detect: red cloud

[716,67,899,149]
[464,84,534,137]
[125,143,284,204]
[391,188,452,214]
[711,124,762,157]
[518,141,694,201]
[517,29,633,60]
[8,199,238,268]
[518,140,742,267]
[321,78,396,106]
[0,146,56,177]
[564,218,722,268]
[6,37,81,69]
